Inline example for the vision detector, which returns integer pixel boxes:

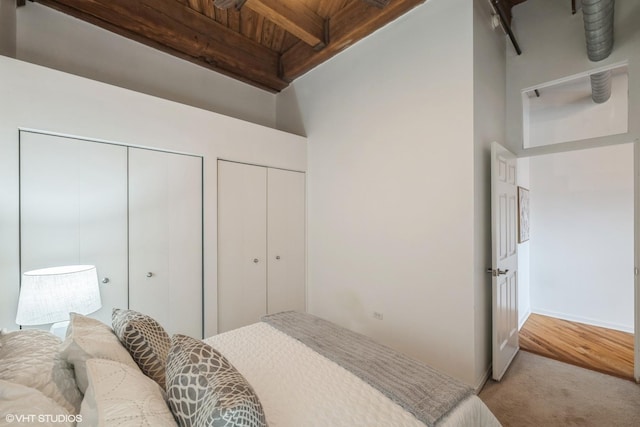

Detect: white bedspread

[205,323,501,427]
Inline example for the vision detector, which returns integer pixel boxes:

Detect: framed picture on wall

[518,186,530,243]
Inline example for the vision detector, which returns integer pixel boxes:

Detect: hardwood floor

[519,313,634,380]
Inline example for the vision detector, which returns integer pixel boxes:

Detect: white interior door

[218,160,267,333]
[20,131,128,326]
[128,148,203,338]
[491,141,519,381]
[267,168,306,314]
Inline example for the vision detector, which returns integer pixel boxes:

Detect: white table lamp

[16,265,102,338]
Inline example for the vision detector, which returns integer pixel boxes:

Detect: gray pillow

[112,308,171,390]
[165,334,268,427]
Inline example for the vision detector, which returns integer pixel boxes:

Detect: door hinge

[635,267,639,276]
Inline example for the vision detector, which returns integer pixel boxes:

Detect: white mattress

[205,323,501,427]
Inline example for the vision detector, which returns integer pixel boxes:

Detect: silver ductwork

[582,0,615,103]
[582,0,615,61]
[590,70,612,104]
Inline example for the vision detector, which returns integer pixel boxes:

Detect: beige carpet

[479,350,640,427]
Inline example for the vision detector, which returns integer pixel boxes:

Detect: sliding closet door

[20,131,128,326]
[267,168,306,314]
[217,160,267,333]
[128,148,202,338]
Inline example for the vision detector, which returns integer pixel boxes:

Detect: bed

[0,310,501,427]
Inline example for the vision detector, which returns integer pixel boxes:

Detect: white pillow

[0,380,75,427]
[60,313,139,393]
[80,359,177,426]
[0,329,82,415]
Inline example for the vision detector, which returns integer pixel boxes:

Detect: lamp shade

[16,265,102,325]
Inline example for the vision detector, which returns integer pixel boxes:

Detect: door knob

[253,258,259,263]
[275,256,281,260]
[146,272,153,277]
[102,277,110,284]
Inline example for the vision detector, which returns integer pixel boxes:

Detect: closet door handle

[275,256,281,260]
[486,268,509,277]
[253,258,259,264]
[146,272,153,277]
[102,277,110,284]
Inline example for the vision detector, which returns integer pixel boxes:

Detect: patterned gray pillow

[165,334,268,427]
[112,308,171,390]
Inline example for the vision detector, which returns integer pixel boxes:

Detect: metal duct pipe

[582,0,615,103]
[590,70,612,103]
[582,0,615,61]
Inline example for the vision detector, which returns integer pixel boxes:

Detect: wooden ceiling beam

[280,0,425,82]
[316,0,349,18]
[213,0,240,8]
[360,0,391,7]
[36,0,288,91]
[243,0,326,48]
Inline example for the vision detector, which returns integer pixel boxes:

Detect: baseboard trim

[518,308,532,330]
[531,308,634,333]
[474,364,492,394]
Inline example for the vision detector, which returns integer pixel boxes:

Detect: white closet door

[217,161,267,333]
[267,168,306,314]
[20,131,128,326]
[128,148,202,338]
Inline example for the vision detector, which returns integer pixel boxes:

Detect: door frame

[517,142,638,382]
[634,141,639,382]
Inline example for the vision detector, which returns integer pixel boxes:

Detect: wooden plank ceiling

[29,0,526,92]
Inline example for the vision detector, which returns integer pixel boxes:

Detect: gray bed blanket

[262,311,473,427]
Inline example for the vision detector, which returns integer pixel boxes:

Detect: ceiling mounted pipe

[590,70,612,103]
[582,0,615,61]
[582,0,615,103]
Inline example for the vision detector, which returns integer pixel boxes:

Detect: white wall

[517,157,531,328]
[525,70,629,148]
[529,144,634,332]
[507,0,640,156]
[508,0,638,334]
[277,0,485,386]
[0,56,307,336]
[473,0,506,385]
[15,2,277,128]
